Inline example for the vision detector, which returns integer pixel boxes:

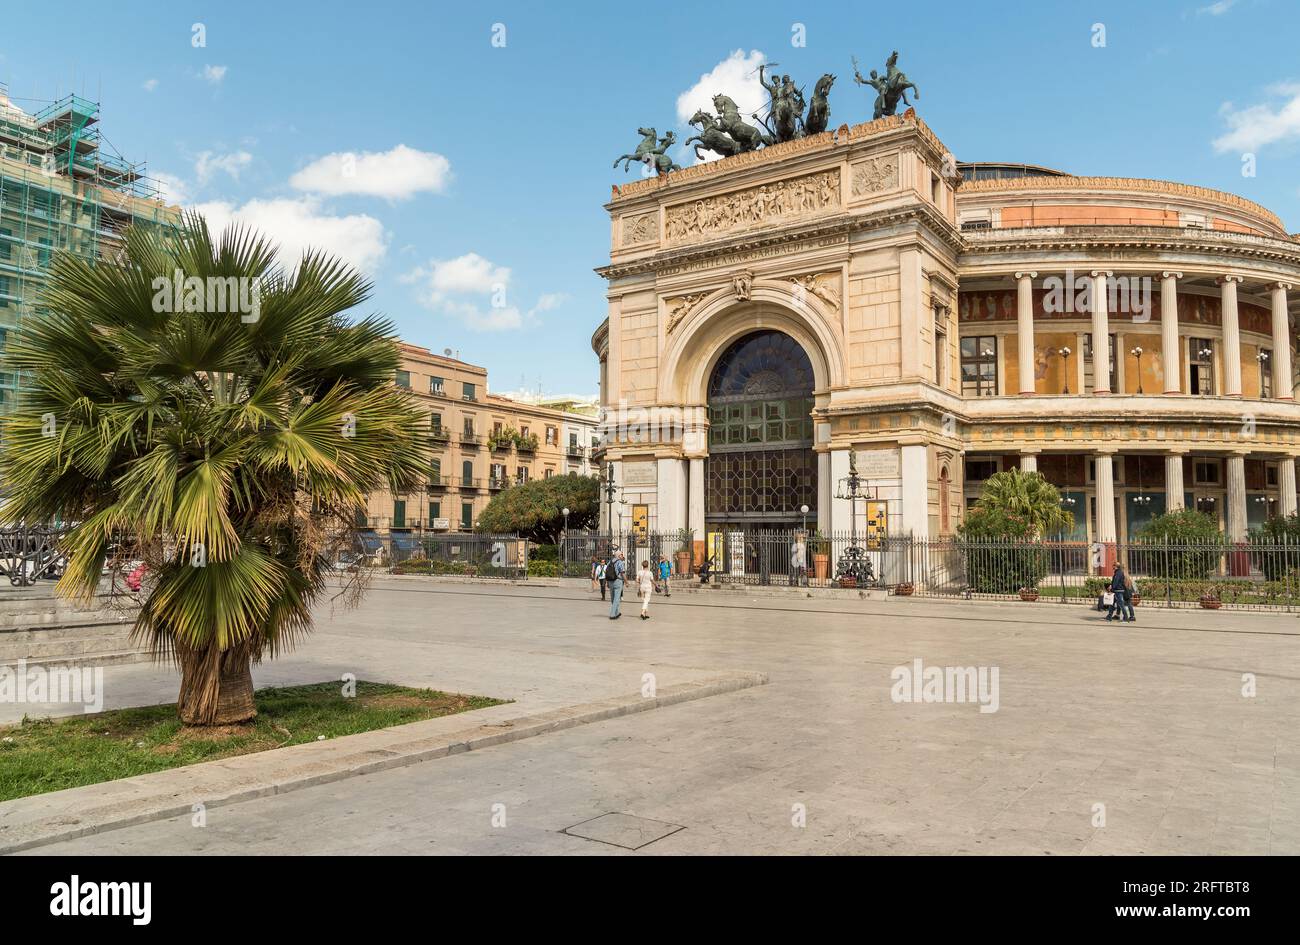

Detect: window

[545,425,557,445]
[354,507,368,527]
[392,500,406,528]
[569,431,579,449]
[0,226,10,260]
[462,459,473,486]
[966,459,998,481]
[544,468,554,479]
[934,306,948,386]
[490,462,507,485]
[430,376,445,396]
[521,425,530,438]
[430,412,442,431]
[429,501,441,522]
[517,466,529,484]
[462,382,476,402]
[430,458,441,479]
[460,502,473,529]
[930,173,941,205]
[493,421,503,435]
[1267,464,1279,487]
[1260,349,1273,398]
[1189,338,1214,395]
[960,335,997,397]
[1082,333,1115,390]
[395,370,411,389]
[463,416,475,435]
[1194,459,1221,485]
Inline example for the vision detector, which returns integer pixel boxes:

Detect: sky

[3,0,1299,400]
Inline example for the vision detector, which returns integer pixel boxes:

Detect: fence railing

[559,529,1300,610]
[364,532,527,580]
[0,525,68,586]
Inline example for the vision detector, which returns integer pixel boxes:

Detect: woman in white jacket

[637,560,655,620]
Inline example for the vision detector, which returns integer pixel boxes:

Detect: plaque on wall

[622,461,657,487]
[857,448,901,478]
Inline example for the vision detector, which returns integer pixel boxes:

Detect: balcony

[430,388,449,399]
[488,476,510,490]
[430,428,451,447]
[566,444,586,459]
[517,437,539,454]
[427,475,454,490]
[459,433,481,448]
[460,477,484,491]
[489,435,514,452]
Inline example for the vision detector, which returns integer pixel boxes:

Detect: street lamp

[561,506,570,544]
[1258,350,1270,397]
[800,504,809,533]
[1130,346,1144,394]
[1057,346,1073,395]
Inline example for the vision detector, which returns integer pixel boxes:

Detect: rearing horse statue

[684,110,742,161]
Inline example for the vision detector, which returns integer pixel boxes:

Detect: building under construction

[0,82,178,409]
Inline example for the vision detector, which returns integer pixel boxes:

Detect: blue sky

[3,0,1299,398]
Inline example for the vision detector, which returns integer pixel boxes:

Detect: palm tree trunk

[177,641,257,725]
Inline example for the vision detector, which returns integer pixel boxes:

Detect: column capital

[1164,447,1190,456]
[1013,270,1038,281]
[1090,269,1113,279]
[1093,447,1119,456]
[1271,281,1293,292]
[1217,274,1245,286]
[1160,270,1183,281]
[1019,447,1042,455]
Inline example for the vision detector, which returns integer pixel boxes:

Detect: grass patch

[0,681,506,802]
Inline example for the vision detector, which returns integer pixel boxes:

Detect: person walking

[1122,567,1137,623]
[1106,563,1130,622]
[608,549,626,620]
[790,535,807,587]
[657,555,672,597]
[638,559,655,620]
[595,556,608,600]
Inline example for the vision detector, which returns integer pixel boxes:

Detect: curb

[0,669,767,854]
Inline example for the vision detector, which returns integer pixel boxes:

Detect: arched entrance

[705,330,817,531]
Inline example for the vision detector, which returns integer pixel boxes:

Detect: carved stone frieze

[664,169,840,245]
[621,212,657,246]
[850,156,898,196]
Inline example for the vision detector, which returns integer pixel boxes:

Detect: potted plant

[1199,591,1222,610]
[674,529,694,576]
[1019,586,1040,602]
[894,581,915,596]
[810,531,831,582]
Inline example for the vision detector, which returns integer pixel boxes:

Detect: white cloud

[675,49,767,162]
[289,145,452,201]
[152,171,189,206]
[1213,82,1300,153]
[1198,0,1237,14]
[192,196,388,275]
[142,78,158,92]
[403,253,560,332]
[194,150,252,184]
[202,65,227,84]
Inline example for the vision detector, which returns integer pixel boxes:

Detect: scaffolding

[0,81,178,410]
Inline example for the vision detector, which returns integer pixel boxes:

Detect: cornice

[590,317,609,357]
[958,175,1284,234]
[959,225,1300,271]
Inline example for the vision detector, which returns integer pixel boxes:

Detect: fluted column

[1278,456,1297,518]
[1226,453,1247,542]
[1015,271,1037,395]
[1272,282,1293,400]
[1020,450,1038,474]
[1219,275,1244,396]
[1090,270,1112,394]
[1166,451,1186,511]
[1161,271,1183,393]
[1094,452,1116,542]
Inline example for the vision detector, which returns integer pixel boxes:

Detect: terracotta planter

[1019,588,1040,602]
[1199,596,1222,610]
[812,553,830,581]
[674,550,691,576]
[894,583,915,596]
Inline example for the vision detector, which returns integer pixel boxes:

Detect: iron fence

[0,525,69,586]
[371,532,527,580]
[561,528,1300,610]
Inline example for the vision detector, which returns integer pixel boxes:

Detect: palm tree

[0,214,427,724]
[964,468,1073,538]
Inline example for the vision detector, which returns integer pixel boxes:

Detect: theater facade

[591,112,1300,556]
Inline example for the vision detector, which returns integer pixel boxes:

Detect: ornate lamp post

[1257,350,1270,397]
[1130,346,1145,394]
[833,452,879,587]
[1057,346,1073,395]
[800,504,809,533]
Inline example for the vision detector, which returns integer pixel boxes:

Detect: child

[637,559,655,619]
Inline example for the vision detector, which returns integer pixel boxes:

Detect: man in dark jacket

[1107,564,1131,622]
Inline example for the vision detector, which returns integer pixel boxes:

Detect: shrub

[1134,509,1223,580]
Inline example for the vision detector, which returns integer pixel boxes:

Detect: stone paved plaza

[12,579,1300,855]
